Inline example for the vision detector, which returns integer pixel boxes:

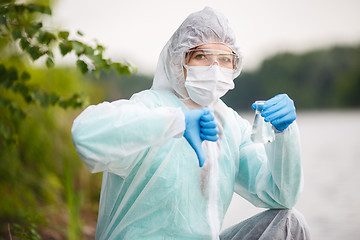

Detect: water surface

[222,110,360,240]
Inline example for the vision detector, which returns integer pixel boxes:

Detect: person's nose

[210,58,220,66]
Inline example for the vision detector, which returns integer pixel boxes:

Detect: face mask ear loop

[182,50,191,72]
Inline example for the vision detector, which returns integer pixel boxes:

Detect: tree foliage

[0,67,103,239]
[223,44,360,111]
[0,0,134,147]
[0,1,134,239]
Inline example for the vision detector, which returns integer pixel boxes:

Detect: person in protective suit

[71,6,310,240]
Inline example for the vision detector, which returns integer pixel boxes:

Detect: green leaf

[0,15,7,26]
[13,4,26,14]
[58,31,69,40]
[77,30,84,36]
[59,41,72,56]
[112,62,132,76]
[84,46,94,55]
[59,94,83,109]
[47,51,54,58]
[48,93,59,105]
[43,6,52,15]
[1,66,18,88]
[13,82,29,97]
[102,61,111,74]
[20,37,30,50]
[46,57,54,68]
[0,5,8,15]
[58,100,69,109]
[88,54,105,69]
[25,25,37,38]
[37,31,56,45]
[26,4,51,15]
[71,41,85,56]
[8,67,18,82]
[0,65,6,83]
[27,46,44,61]
[76,60,88,74]
[21,71,31,81]
[9,102,26,119]
[24,93,33,103]
[69,93,84,108]
[33,22,43,30]
[12,28,22,39]
[96,44,105,52]
[92,57,104,68]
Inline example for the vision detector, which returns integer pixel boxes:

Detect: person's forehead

[195,43,232,52]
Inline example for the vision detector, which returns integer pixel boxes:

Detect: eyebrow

[190,49,206,54]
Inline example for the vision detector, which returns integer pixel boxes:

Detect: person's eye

[193,53,206,60]
[219,55,232,63]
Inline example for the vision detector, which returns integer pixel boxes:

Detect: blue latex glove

[252,94,296,131]
[183,109,219,167]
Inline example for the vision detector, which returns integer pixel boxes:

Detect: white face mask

[184,65,235,107]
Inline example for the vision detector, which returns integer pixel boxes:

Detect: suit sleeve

[235,116,303,209]
[71,98,185,178]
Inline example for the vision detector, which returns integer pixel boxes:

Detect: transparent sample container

[250,101,275,143]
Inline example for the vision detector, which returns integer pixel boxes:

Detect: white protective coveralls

[72,7,308,240]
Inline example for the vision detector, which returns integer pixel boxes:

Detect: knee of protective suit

[220,209,310,240]
[272,209,310,240]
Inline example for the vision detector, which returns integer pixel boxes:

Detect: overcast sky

[52,0,360,74]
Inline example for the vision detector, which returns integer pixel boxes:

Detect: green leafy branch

[0,1,135,147]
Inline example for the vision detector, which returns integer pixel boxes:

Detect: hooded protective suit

[71,7,303,240]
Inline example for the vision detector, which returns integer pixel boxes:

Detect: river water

[222,110,360,240]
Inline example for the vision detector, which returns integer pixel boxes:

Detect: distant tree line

[224,44,360,110]
[101,44,360,111]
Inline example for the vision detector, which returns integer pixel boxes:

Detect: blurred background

[1,0,359,239]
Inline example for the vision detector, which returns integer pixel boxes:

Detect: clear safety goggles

[184,49,240,70]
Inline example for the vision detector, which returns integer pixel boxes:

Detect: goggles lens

[184,49,239,69]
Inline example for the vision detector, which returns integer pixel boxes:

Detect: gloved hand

[183,109,219,167]
[252,94,296,131]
